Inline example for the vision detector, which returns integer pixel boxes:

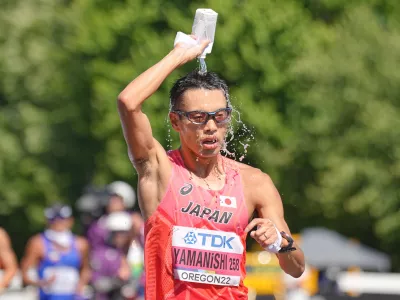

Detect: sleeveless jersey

[144,149,249,300]
[38,234,81,300]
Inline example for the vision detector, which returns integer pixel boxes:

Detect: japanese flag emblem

[219,196,237,208]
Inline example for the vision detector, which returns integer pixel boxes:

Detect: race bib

[172,226,243,286]
[43,266,79,294]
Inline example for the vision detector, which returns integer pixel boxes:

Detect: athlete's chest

[160,180,247,232]
[180,199,235,225]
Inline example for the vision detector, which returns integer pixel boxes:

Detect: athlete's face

[169,89,231,158]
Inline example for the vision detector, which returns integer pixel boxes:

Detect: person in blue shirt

[21,203,91,300]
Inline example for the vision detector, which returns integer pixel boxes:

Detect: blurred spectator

[111,183,145,299]
[21,203,91,300]
[86,190,125,250]
[89,211,132,300]
[0,227,18,294]
[76,181,145,299]
[85,181,136,251]
[126,212,145,300]
[75,187,110,235]
[107,181,136,210]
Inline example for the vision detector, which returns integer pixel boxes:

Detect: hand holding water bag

[174,8,218,58]
[174,32,198,48]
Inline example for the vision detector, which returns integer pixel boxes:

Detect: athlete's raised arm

[117,37,210,174]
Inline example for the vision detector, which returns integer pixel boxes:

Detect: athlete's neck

[178,147,224,179]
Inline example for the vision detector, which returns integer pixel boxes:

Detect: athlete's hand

[172,34,210,66]
[38,274,56,287]
[245,218,281,249]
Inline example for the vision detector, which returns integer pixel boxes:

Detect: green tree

[0,0,99,253]
[287,5,400,268]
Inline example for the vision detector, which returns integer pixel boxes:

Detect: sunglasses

[45,205,72,220]
[172,107,232,125]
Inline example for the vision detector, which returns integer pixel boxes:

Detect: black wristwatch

[278,231,297,253]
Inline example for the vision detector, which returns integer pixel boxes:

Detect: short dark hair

[169,70,231,111]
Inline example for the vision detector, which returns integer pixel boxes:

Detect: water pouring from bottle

[169,8,255,161]
[198,58,207,75]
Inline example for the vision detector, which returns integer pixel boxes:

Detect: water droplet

[221,100,255,162]
[164,115,174,150]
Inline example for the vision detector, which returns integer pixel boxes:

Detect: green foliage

[288,4,400,256]
[1,0,399,270]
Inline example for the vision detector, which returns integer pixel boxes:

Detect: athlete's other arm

[245,170,305,278]
[76,237,91,295]
[21,235,55,287]
[0,228,18,292]
[117,37,210,216]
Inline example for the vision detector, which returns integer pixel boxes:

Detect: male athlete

[118,35,305,299]
[0,227,18,294]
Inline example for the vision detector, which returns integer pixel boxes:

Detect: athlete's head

[44,203,74,231]
[169,71,232,158]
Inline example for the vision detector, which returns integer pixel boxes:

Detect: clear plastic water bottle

[192,8,218,59]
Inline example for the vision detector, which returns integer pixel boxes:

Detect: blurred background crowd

[1,0,400,299]
[1,181,145,300]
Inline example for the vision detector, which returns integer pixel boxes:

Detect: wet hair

[169,70,231,111]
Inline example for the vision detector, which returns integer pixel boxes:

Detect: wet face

[170,89,230,158]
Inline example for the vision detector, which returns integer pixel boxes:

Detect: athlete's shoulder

[229,159,273,186]
[25,234,44,255]
[29,233,43,243]
[228,159,264,174]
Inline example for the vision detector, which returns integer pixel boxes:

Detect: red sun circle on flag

[225,198,232,205]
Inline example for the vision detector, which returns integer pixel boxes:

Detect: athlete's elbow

[117,92,141,112]
[117,90,131,104]
[279,259,305,278]
[287,265,305,278]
